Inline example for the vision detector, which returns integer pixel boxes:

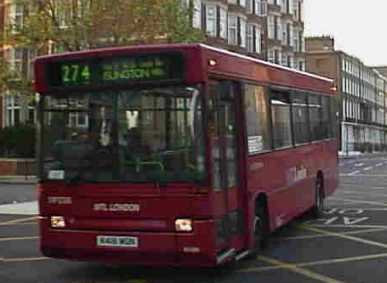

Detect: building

[0,0,305,128]
[195,0,305,70]
[306,36,387,153]
[373,66,387,79]
[0,0,36,128]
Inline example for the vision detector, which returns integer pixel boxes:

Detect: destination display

[46,53,184,88]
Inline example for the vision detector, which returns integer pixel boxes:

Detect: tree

[2,0,204,94]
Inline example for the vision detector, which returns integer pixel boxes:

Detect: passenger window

[320,96,331,139]
[271,92,292,148]
[292,94,309,144]
[244,84,271,154]
[308,95,322,141]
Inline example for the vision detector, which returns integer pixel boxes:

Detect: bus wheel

[312,176,325,218]
[253,201,268,252]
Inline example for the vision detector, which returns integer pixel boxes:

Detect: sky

[304,0,387,66]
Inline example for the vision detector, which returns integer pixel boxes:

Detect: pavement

[1,154,387,282]
[0,176,37,184]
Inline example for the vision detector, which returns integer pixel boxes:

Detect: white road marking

[339,185,386,190]
[354,163,364,167]
[376,163,384,167]
[341,174,387,177]
[339,191,387,198]
[363,166,373,171]
[330,197,387,206]
[343,170,360,176]
[309,224,387,229]
[0,201,38,215]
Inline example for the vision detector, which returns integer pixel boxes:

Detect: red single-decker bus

[34,44,338,267]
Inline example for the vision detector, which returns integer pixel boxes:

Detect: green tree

[2,0,204,94]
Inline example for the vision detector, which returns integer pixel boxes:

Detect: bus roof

[34,43,335,94]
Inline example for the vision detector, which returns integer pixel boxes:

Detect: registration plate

[96,235,138,248]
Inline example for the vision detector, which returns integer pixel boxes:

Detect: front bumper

[39,217,217,267]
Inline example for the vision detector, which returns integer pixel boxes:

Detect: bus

[34,44,338,267]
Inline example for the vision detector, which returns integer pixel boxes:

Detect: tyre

[253,201,269,252]
[311,176,325,218]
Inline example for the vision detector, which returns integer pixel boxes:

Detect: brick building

[306,36,387,153]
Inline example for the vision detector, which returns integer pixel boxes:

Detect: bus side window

[244,84,271,154]
[321,96,331,139]
[308,95,322,141]
[270,91,292,149]
[291,93,309,145]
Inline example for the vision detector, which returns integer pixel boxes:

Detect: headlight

[175,219,193,232]
[50,216,66,228]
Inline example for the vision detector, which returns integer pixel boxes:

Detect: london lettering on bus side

[93,203,140,212]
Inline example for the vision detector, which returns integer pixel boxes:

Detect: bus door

[208,80,245,252]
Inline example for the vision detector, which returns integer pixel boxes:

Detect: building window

[27,100,36,125]
[275,16,281,41]
[247,25,261,53]
[281,53,287,66]
[228,14,238,45]
[27,49,37,81]
[298,59,305,71]
[268,15,275,39]
[287,55,293,68]
[7,48,24,75]
[10,4,24,32]
[239,0,247,7]
[274,49,281,65]
[192,0,202,29]
[5,96,21,127]
[219,7,227,39]
[206,5,217,36]
[247,0,254,13]
[239,17,247,47]
[247,25,254,52]
[268,48,275,63]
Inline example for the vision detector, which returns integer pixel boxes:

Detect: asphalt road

[2,155,387,283]
[0,183,36,205]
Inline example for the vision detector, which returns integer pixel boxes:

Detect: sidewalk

[0,176,37,184]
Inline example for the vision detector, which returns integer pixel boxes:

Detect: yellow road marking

[256,256,347,283]
[240,253,387,273]
[300,225,387,249]
[0,236,38,242]
[0,216,37,226]
[299,253,387,268]
[276,227,387,241]
[3,257,49,263]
